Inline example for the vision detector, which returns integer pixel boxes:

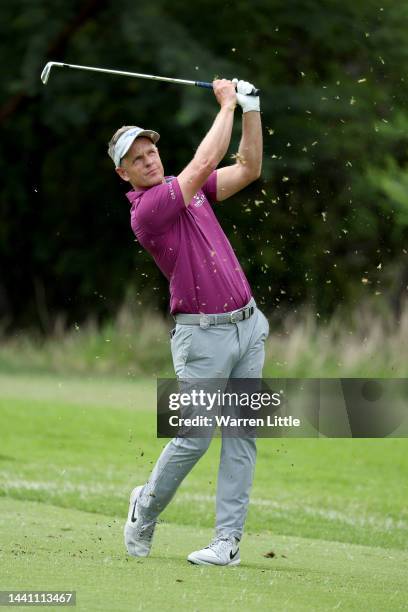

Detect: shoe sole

[187,557,241,566]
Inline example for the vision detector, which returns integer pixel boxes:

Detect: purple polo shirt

[126,172,252,314]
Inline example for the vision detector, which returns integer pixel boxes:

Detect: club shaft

[41,62,260,95]
[61,62,197,86]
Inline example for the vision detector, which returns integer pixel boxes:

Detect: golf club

[40,61,260,95]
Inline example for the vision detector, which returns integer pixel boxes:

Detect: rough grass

[1,300,408,377]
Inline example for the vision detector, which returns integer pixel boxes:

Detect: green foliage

[1,0,408,327]
[368,154,408,227]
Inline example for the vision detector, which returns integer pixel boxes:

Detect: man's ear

[115,166,130,182]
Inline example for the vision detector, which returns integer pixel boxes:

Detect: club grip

[195,81,260,96]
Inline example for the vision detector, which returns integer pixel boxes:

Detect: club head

[40,62,53,85]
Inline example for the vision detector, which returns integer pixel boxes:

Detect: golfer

[108,78,268,566]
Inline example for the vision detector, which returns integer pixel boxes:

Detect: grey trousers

[138,301,269,540]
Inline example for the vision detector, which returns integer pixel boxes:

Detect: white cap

[108,126,160,167]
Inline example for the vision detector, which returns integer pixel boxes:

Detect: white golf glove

[232,78,260,113]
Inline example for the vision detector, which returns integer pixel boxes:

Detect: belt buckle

[230,312,238,323]
[200,314,210,329]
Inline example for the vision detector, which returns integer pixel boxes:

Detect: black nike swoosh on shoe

[229,548,239,560]
[131,501,137,523]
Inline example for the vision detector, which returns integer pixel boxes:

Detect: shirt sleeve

[201,170,218,205]
[132,178,185,235]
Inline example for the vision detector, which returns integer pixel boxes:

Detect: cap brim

[137,130,160,144]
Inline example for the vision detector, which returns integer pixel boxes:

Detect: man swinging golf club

[108,78,269,566]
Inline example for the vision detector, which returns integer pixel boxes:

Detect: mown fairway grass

[1,373,407,611]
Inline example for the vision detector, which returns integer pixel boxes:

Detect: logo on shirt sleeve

[168,181,176,200]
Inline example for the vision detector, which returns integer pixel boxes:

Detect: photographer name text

[168,415,300,428]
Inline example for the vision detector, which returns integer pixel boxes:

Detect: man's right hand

[213,79,237,110]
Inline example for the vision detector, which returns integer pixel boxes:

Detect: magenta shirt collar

[126,177,171,204]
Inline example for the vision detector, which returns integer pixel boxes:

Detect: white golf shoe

[187,535,240,566]
[123,486,157,557]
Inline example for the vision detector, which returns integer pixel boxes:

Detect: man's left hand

[232,79,260,113]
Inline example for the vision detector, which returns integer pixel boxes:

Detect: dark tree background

[1,0,408,331]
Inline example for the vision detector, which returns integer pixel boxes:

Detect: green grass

[1,499,407,612]
[1,373,408,610]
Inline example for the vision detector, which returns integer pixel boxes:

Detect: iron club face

[40,62,63,84]
[40,62,52,84]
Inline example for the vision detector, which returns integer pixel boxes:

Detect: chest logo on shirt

[193,192,205,208]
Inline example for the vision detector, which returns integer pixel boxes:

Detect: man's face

[115,137,165,189]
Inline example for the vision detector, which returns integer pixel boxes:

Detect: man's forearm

[194,105,236,169]
[237,111,263,177]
